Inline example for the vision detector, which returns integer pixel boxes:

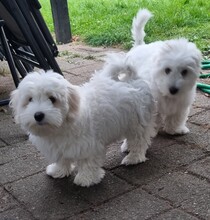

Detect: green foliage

[40,0,210,53]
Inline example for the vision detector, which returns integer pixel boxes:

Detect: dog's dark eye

[49,96,56,104]
[181,69,188,77]
[29,97,33,102]
[165,68,171,75]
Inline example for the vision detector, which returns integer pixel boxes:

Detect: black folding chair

[0,0,63,105]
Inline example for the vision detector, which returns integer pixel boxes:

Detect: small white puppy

[126,8,202,135]
[10,65,156,187]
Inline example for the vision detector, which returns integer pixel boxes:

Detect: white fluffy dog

[126,8,202,135]
[10,65,156,187]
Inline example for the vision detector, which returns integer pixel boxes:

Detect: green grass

[39,0,210,53]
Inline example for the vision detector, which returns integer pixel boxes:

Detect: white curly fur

[131,8,153,47]
[126,8,202,135]
[10,64,156,187]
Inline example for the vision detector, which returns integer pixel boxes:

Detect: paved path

[0,43,210,220]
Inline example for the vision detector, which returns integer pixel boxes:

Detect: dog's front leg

[164,107,190,135]
[74,157,105,187]
[46,159,74,178]
[156,112,164,134]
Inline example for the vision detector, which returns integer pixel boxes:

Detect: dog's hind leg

[46,159,74,178]
[121,139,129,153]
[121,119,155,166]
[164,107,190,135]
[121,136,149,166]
[74,153,105,187]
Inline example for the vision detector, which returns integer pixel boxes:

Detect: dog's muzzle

[169,86,179,95]
[34,112,45,122]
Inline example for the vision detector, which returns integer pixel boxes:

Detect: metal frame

[0,0,63,106]
[0,21,19,105]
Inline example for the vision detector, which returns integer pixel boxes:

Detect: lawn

[39,0,210,54]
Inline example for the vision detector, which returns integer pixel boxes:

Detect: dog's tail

[131,8,153,47]
[101,52,138,81]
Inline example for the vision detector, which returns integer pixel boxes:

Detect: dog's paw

[175,126,190,134]
[165,126,190,135]
[46,163,72,178]
[120,139,129,153]
[73,168,105,187]
[121,153,148,166]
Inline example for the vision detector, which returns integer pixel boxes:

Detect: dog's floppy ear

[9,89,20,123]
[67,85,80,120]
[191,46,202,69]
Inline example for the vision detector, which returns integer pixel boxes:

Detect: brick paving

[0,43,210,220]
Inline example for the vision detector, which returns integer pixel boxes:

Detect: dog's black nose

[34,112,45,122]
[169,87,179,95]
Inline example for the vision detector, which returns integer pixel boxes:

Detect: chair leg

[0,21,20,87]
[14,59,27,78]
[0,99,9,106]
[4,0,51,70]
[0,21,20,106]
[16,0,63,75]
